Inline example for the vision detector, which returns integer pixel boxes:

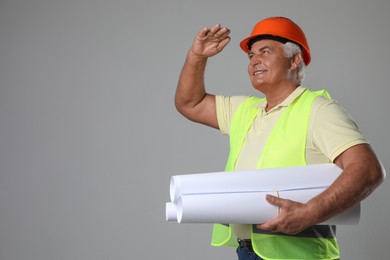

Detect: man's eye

[248,54,254,59]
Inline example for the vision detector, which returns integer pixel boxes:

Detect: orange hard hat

[240,17,311,66]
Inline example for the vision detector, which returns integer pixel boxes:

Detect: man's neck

[264,84,299,112]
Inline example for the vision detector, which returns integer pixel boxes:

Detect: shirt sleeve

[310,97,369,162]
[215,95,249,135]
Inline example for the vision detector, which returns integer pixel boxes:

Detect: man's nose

[250,54,262,66]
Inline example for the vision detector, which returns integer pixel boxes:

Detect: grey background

[0,0,389,259]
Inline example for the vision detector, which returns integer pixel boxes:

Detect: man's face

[247,39,292,92]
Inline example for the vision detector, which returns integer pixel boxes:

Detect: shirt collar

[254,86,306,111]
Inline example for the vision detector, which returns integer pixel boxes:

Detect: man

[174,16,384,260]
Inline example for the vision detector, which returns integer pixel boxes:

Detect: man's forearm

[174,24,229,128]
[257,144,384,235]
[306,144,384,224]
[175,51,208,113]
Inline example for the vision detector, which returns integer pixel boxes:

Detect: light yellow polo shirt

[215,86,368,239]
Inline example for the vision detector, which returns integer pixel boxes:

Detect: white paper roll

[176,191,278,224]
[169,188,360,225]
[166,164,361,225]
[165,202,177,221]
[170,163,342,203]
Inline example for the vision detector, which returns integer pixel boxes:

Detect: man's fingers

[218,36,231,49]
[211,27,230,40]
[265,194,283,206]
[256,218,279,232]
[201,24,230,41]
[208,23,221,35]
[216,27,231,40]
[198,27,209,37]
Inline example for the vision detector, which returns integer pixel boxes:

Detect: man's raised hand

[190,24,231,58]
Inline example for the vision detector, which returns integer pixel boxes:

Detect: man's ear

[290,54,302,70]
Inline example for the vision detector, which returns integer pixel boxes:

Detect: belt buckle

[237,238,253,252]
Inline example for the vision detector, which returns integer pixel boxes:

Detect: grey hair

[283,42,305,83]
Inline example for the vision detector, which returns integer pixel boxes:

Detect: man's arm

[257,143,385,235]
[175,24,230,129]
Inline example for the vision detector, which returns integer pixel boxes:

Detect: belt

[237,238,254,252]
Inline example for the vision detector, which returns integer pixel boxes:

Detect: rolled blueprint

[175,188,360,224]
[165,202,177,221]
[170,163,342,203]
[176,191,278,223]
[166,164,361,225]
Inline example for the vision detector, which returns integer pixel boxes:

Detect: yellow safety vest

[211,89,340,259]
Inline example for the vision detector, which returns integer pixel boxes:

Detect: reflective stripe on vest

[211,89,340,259]
[253,224,336,239]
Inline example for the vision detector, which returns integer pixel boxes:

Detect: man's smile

[254,69,267,76]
